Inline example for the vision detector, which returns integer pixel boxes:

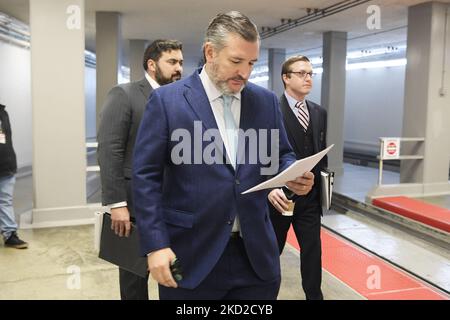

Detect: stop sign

[382,138,400,159]
[387,142,397,155]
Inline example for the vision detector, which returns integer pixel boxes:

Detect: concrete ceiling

[1,0,449,66]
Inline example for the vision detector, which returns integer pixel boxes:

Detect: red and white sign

[382,138,400,159]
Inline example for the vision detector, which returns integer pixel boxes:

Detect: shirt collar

[284,91,306,110]
[199,66,241,103]
[145,72,160,89]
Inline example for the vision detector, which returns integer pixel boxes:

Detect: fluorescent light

[249,58,406,82]
[249,75,269,83]
[313,67,323,74]
[310,57,323,65]
[346,59,407,70]
[252,66,269,75]
[346,45,407,60]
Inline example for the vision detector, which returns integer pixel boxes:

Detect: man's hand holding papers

[285,172,315,196]
[242,145,334,195]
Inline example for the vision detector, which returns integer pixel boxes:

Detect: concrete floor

[335,163,450,210]
[329,163,450,293]
[2,163,448,300]
[323,211,450,292]
[3,172,364,300]
[0,224,363,300]
[333,163,400,203]
[279,244,363,300]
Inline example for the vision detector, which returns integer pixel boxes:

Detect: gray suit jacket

[97,78,153,206]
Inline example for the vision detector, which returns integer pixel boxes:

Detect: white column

[95,12,121,124]
[30,0,97,226]
[268,48,286,97]
[400,1,450,195]
[321,31,347,176]
[129,39,148,82]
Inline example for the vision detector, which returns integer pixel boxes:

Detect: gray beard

[210,62,245,95]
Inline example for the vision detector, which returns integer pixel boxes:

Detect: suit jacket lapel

[280,95,303,156]
[306,100,320,153]
[183,71,219,132]
[183,71,233,171]
[138,78,152,99]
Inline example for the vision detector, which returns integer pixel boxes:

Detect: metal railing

[377,137,425,185]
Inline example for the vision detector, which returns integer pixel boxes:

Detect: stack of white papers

[242,144,334,194]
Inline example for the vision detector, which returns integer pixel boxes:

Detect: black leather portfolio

[320,169,335,210]
[98,213,148,278]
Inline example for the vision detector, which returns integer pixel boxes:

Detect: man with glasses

[268,55,328,300]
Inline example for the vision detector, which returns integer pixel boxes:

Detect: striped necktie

[295,101,309,132]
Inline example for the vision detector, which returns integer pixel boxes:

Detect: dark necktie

[295,101,309,132]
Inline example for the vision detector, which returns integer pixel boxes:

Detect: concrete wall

[250,63,405,156]
[296,66,405,155]
[0,40,98,166]
[344,66,405,155]
[0,38,411,169]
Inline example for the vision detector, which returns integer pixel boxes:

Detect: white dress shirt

[199,66,242,233]
[145,71,160,89]
[284,91,306,114]
[199,66,242,166]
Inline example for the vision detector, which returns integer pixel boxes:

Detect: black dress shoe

[4,232,28,249]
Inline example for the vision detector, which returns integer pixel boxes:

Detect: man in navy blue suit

[132,11,314,300]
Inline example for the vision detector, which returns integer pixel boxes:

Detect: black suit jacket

[279,94,328,208]
[97,78,153,207]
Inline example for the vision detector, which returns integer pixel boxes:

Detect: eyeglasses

[287,70,315,79]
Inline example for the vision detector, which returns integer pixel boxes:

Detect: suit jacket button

[235,179,240,185]
[227,220,232,225]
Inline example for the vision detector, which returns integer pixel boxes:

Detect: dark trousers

[118,179,149,300]
[119,268,149,300]
[270,188,323,300]
[159,236,281,300]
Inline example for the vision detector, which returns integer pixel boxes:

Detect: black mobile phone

[282,186,296,200]
[170,257,183,282]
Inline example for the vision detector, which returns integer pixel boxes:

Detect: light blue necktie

[221,95,238,168]
[222,95,241,233]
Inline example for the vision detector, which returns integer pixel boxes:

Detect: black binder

[98,213,148,278]
[320,169,335,210]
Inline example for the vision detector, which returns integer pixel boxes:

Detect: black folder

[320,169,335,210]
[98,213,148,278]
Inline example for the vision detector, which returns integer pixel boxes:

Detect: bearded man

[97,39,183,300]
[132,12,314,300]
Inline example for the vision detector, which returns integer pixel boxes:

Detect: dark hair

[143,39,182,71]
[204,11,259,52]
[281,55,311,87]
